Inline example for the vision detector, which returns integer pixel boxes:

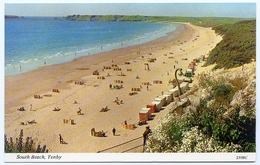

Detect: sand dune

[5,23,222,153]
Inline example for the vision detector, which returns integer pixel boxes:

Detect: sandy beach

[5,23,222,153]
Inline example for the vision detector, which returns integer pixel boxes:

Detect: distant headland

[5,15,26,19]
[63,14,253,27]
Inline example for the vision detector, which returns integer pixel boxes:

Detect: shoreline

[5,23,223,153]
[5,22,180,77]
[4,24,186,109]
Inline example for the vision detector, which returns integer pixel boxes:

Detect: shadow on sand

[97,136,143,153]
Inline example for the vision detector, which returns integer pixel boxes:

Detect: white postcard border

[5,153,256,163]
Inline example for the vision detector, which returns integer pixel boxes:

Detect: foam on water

[5,17,181,76]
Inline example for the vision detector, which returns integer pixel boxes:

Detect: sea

[5,17,182,76]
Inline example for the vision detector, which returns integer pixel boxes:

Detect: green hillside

[205,20,256,69]
[64,15,250,27]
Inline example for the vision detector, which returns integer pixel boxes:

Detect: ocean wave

[20,59,33,64]
[5,20,180,76]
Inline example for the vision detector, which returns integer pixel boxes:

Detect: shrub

[206,20,256,69]
[179,126,242,153]
[4,129,48,153]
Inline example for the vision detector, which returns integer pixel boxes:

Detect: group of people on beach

[88,127,117,138]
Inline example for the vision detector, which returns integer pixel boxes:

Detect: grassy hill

[64,14,251,27]
[205,20,256,69]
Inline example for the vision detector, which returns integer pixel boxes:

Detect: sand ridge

[5,23,222,153]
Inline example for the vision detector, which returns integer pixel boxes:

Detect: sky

[4,2,256,18]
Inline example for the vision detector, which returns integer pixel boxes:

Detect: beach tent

[188,64,195,73]
[131,87,141,91]
[34,95,42,99]
[163,94,172,104]
[165,91,174,101]
[142,82,150,86]
[147,104,157,113]
[157,95,167,106]
[169,88,179,97]
[139,108,151,121]
[151,101,162,111]
[154,97,165,107]
[185,68,193,77]
[153,80,163,84]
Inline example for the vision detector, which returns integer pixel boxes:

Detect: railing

[97,136,143,153]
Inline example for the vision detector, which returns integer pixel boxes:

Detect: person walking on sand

[112,127,116,136]
[30,104,32,111]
